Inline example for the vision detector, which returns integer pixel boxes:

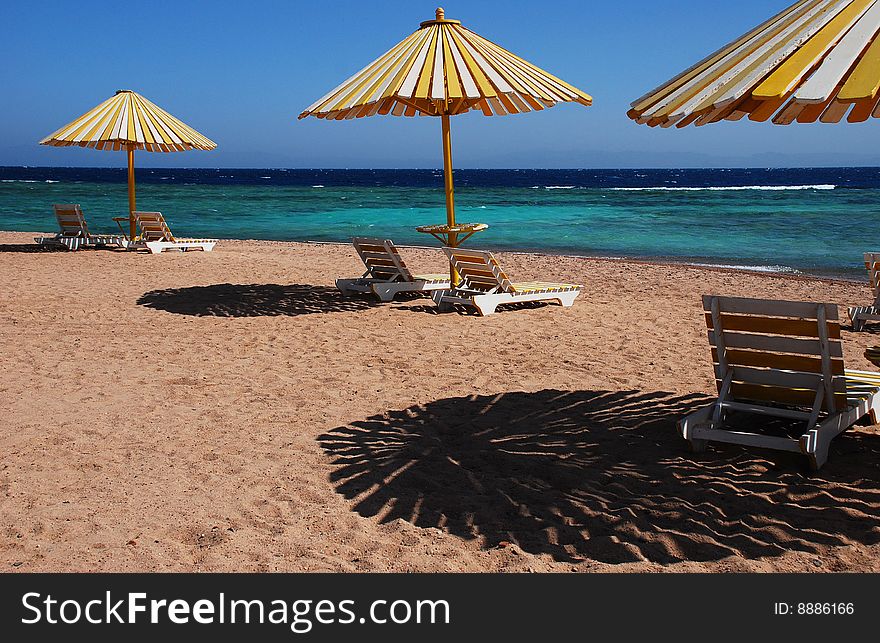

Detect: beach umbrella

[628,0,880,127]
[299,7,592,282]
[39,90,216,240]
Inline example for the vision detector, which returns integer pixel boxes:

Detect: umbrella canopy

[299,8,592,119]
[40,90,216,238]
[628,0,880,127]
[299,7,591,282]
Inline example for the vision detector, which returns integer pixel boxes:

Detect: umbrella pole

[127,145,136,241]
[441,113,459,286]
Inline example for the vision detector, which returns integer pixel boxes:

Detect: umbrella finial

[420,7,459,27]
[115,89,132,95]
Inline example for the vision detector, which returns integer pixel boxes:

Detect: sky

[1,0,878,169]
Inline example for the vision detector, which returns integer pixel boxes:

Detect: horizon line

[2,165,879,171]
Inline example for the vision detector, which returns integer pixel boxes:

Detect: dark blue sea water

[2,166,879,278]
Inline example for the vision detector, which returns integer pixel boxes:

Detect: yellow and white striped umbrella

[299,8,591,119]
[629,0,880,127]
[39,90,216,239]
[299,8,591,285]
[40,90,216,151]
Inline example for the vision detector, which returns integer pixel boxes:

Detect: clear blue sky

[1,0,877,168]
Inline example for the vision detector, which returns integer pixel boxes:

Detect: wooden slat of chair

[447,248,495,260]
[726,383,848,410]
[702,295,839,320]
[355,243,392,253]
[713,365,830,390]
[708,331,844,358]
[359,252,399,264]
[704,313,841,338]
[711,348,845,374]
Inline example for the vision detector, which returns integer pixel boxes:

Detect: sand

[1,230,879,573]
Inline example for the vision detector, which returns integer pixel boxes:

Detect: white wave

[544,185,576,190]
[260,176,271,179]
[689,262,800,274]
[1,179,60,183]
[609,184,836,192]
[312,185,325,188]
[3,179,60,183]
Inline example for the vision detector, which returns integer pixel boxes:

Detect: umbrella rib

[361,34,428,106]
[441,29,463,100]
[630,0,822,111]
[444,29,481,99]
[649,0,852,122]
[336,30,426,112]
[430,25,448,101]
[64,99,119,144]
[465,28,590,102]
[302,30,423,115]
[134,94,186,149]
[838,29,880,100]
[330,35,422,113]
[414,26,440,100]
[466,35,561,101]
[398,28,436,99]
[682,3,854,118]
[137,93,215,149]
[444,27,497,99]
[468,36,562,104]
[754,0,875,99]
[453,28,514,95]
[795,0,880,103]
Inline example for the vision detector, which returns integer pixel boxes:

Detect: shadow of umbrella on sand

[319,389,880,565]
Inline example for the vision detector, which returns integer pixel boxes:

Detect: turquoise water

[2,167,879,278]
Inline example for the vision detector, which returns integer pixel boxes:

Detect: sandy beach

[1,230,879,573]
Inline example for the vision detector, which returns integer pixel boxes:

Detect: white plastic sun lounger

[679,295,880,470]
[34,204,127,251]
[436,247,580,316]
[336,237,450,302]
[130,211,217,254]
[848,252,880,331]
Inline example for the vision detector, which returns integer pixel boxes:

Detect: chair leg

[808,445,829,471]
[371,284,398,302]
[557,291,579,307]
[678,403,714,454]
[472,295,498,316]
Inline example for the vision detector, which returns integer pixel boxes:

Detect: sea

[2,166,879,279]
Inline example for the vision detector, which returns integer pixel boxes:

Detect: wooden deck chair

[436,247,580,316]
[131,211,217,254]
[679,295,880,469]
[336,237,450,302]
[34,204,127,251]
[848,252,880,331]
